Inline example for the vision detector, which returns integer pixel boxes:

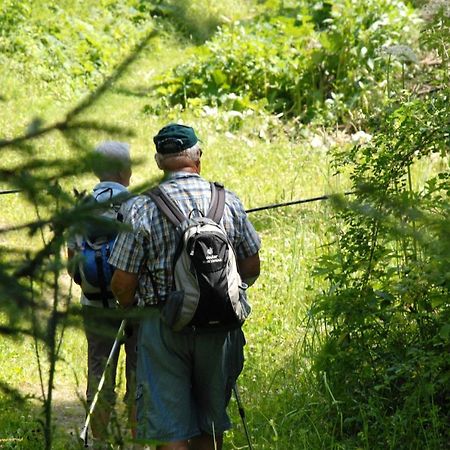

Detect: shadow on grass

[0,391,47,449]
[0,384,134,449]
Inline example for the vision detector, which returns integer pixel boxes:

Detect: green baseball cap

[153,123,199,154]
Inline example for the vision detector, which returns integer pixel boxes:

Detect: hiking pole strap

[79,320,127,445]
[147,187,185,227]
[206,182,225,224]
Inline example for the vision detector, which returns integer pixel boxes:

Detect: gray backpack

[147,182,251,331]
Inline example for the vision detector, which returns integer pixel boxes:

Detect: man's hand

[237,253,260,287]
[111,269,139,308]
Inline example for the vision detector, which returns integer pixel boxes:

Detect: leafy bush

[154,0,417,125]
[419,0,450,88]
[304,5,450,446]
[308,63,449,450]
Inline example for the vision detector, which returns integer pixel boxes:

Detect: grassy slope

[0,1,410,449]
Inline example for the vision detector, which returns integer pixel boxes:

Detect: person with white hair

[67,141,138,447]
[109,124,261,450]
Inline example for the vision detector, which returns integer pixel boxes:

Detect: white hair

[154,143,201,166]
[93,141,131,180]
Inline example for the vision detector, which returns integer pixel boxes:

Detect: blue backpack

[76,188,124,307]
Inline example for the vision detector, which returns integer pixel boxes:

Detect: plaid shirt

[109,172,261,306]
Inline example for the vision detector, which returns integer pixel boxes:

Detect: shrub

[308,80,449,448]
[154,0,418,125]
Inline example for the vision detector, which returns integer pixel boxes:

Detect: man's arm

[66,247,80,281]
[111,269,139,308]
[237,252,260,287]
[67,248,74,276]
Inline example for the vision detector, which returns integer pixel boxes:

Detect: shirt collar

[163,171,200,182]
[93,181,128,193]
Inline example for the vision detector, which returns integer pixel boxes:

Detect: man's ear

[119,168,132,187]
[154,153,163,170]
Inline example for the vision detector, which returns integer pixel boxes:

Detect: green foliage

[145,0,256,43]
[0,20,158,447]
[309,61,450,450]
[306,10,450,446]
[0,0,154,93]
[419,0,450,86]
[0,395,44,449]
[154,0,417,125]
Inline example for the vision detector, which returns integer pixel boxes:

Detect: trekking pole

[233,383,254,450]
[245,191,355,214]
[0,189,22,195]
[79,319,126,447]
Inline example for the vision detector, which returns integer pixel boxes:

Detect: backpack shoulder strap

[94,248,110,309]
[206,182,225,223]
[146,187,186,227]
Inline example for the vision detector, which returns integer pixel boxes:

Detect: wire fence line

[245,191,355,213]
[0,188,356,214]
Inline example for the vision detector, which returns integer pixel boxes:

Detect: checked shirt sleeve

[226,193,261,260]
[108,199,147,274]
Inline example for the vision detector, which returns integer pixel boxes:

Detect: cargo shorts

[135,307,245,443]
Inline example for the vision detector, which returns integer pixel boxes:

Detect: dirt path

[52,379,86,444]
[17,358,135,448]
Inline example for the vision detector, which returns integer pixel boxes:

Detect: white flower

[225,110,243,118]
[421,0,450,20]
[202,105,218,117]
[311,135,324,148]
[351,131,373,143]
[380,45,419,63]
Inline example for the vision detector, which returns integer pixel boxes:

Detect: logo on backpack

[205,246,221,263]
[147,182,251,331]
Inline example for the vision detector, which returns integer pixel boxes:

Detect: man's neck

[165,166,199,175]
[99,176,127,186]
[162,167,199,182]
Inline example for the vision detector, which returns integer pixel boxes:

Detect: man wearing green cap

[109,123,261,450]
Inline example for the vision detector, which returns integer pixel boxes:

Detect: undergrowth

[307,9,449,444]
[152,0,418,126]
